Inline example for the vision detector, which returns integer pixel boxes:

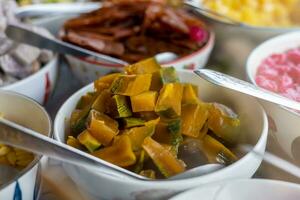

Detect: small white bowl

[2,56,58,105]
[170,179,300,200]
[66,32,215,84]
[0,90,51,200]
[246,31,300,160]
[54,70,268,200]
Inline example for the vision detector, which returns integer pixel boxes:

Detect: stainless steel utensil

[15,2,100,18]
[0,117,221,181]
[0,117,145,180]
[194,69,300,111]
[5,24,128,66]
[241,145,300,179]
[5,24,178,65]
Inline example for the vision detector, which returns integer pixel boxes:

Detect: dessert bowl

[170,179,300,200]
[54,70,268,200]
[0,90,51,200]
[246,31,300,160]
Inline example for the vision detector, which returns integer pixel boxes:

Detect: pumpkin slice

[70,106,90,136]
[130,91,158,112]
[87,110,119,146]
[181,103,209,138]
[182,84,200,105]
[142,137,185,178]
[125,57,161,75]
[152,118,182,153]
[71,92,100,135]
[94,73,121,92]
[160,66,179,84]
[91,89,111,113]
[208,103,241,144]
[76,92,95,109]
[108,95,132,118]
[139,169,156,179]
[122,117,145,128]
[126,125,156,151]
[200,135,237,165]
[92,135,136,167]
[110,74,152,96]
[134,150,146,173]
[77,130,101,153]
[150,66,179,91]
[66,136,82,149]
[155,83,183,118]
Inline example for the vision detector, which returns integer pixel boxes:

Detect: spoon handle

[194,69,300,111]
[0,118,145,180]
[15,2,100,18]
[5,24,128,66]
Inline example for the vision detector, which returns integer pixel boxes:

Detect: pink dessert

[255,47,300,102]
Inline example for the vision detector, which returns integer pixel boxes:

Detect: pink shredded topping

[255,47,300,102]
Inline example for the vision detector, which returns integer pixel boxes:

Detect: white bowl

[0,90,51,200]
[54,70,268,200]
[170,179,300,200]
[2,56,58,105]
[66,31,215,84]
[32,14,214,85]
[246,31,300,159]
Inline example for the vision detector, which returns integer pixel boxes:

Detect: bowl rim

[0,90,52,191]
[246,31,300,117]
[73,30,215,68]
[53,70,268,184]
[1,54,58,90]
[170,178,300,199]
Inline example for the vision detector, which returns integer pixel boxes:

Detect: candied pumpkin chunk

[153,118,182,153]
[130,91,158,112]
[140,169,156,179]
[160,66,179,84]
[91,89,111,113]
[77,130,101,153]
[142,137,185,177]
[66,136,82,149]
[94,73,120,92]
[208,103,241,144]
[126,124,156,151]
[107,95,132,118]
[150,67,179,91]
[181,103,209,138]
[76,93,94,109]
[182,84,200,105]
[70,106,90,136]
[87,110,119,146]
[92,135,136,167]
[122,117,145,128]
[110,74,152,96]
[200,135,237,165]
[155,83,183,118]
[125,57,161,75]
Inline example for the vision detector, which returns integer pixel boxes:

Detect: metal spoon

[15,2,100,18]
[0,117,221,181]
[194,69,300,111]
[5,24,178,65]
[5,24,128,66]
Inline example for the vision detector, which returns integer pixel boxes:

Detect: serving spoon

[194,69,300,111]
[0,117,222,181]
[5,24,178,65]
